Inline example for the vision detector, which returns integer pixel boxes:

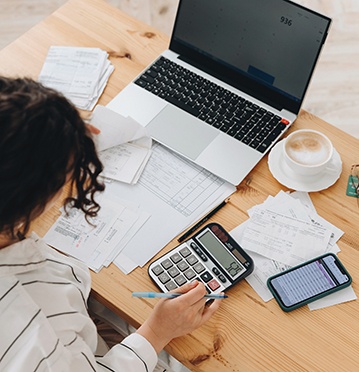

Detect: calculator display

[197,230,245,278]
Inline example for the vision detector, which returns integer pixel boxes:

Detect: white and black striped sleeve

[96,333,158,372]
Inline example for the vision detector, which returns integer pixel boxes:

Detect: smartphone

[267,253,352,312]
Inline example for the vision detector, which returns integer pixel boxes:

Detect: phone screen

[268,254,351,308]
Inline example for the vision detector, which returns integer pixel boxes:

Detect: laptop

[107,0,331,185]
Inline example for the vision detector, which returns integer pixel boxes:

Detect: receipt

[91,105,152,184]
[230,191,350,306]
[242,209,332,266]
[38,46,114,110]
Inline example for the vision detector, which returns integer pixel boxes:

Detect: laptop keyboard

[135,57,289,153]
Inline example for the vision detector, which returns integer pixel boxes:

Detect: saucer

[268,140,342,192]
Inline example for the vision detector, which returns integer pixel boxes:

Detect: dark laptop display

[108,0,331,185]
[170,0,331,113]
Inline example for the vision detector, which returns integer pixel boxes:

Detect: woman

[0,77,221,371]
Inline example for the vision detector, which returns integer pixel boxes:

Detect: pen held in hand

[132,292,228,299]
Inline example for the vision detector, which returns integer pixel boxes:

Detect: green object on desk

[346,175,359,198]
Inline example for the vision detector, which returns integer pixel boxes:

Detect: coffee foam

[285,132,331,166]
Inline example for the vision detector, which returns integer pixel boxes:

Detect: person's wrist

[137,320,172,354]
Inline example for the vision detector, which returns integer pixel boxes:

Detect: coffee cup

[283,129,334,176]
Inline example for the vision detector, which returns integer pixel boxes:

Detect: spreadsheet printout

[109,142,235,272]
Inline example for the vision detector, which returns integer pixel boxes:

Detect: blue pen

[132,292,228,299]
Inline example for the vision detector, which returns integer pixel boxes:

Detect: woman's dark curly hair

[0,77,105,239]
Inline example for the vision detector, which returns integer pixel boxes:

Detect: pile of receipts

[43,105,153,272]
[38,46,114,110]
[230,191,357,310]
[44,193,151,272]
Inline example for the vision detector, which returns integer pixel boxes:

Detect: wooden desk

[1,0,358,370]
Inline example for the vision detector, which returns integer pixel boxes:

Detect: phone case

[267,253,352,312]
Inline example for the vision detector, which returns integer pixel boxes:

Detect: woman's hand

[86,123,101,135]
[137,281,222,353]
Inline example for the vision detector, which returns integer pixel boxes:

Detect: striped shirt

[0,233,157,372]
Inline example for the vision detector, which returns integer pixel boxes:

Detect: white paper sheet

[308,286,357,310]
[110,142,236,273]
[38,46,114,110]
[242,208,332,266]
[231,191,355,309]
[91,105,152,184]
[43,141,234,274]
[44,194,146,272]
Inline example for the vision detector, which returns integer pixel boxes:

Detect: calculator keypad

[150,241,227,294]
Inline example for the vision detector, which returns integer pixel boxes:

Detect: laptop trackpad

[147,105,218,160]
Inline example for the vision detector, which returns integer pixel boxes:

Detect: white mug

[283,129,335,176]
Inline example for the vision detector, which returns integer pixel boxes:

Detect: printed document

[107,142,236,273]
[38,46,114,110]
[91,105,152,184]
[43,143,235,274]
[44,194,149,272]
[241,209,332,266]
[231,191,356,308]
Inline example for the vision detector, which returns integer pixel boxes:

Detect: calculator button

[179,247,191,257]
[208,279,220,291]
[170,253,182,264]
[177,261,189,272]
[200,271,213,283]
[151,265,164,276]
[175,275,187,286]
[184,268,196,280]
[161,259,173,270]
[165,281,178,291]
[186,255,198,265]
[212,267,220,275]
[193,262,205,274]
[158,272,171,284]
[190,242,203,255]
[199,253,208,262]
[218,274,227,283]
[168,266,180,278]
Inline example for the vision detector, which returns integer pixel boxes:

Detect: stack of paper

[231,191,357,310]
[44,193,150,272]
[38,46,114,110]
[42,100,236,274]
[110,143,236,274]
[91,105,152,184]
[43,141,235,274]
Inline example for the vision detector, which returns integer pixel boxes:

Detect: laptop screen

[170,0,331,114]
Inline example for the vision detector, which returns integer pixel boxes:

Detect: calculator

[148,223,254,295]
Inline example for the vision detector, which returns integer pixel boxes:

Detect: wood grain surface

[0,0,358,370]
